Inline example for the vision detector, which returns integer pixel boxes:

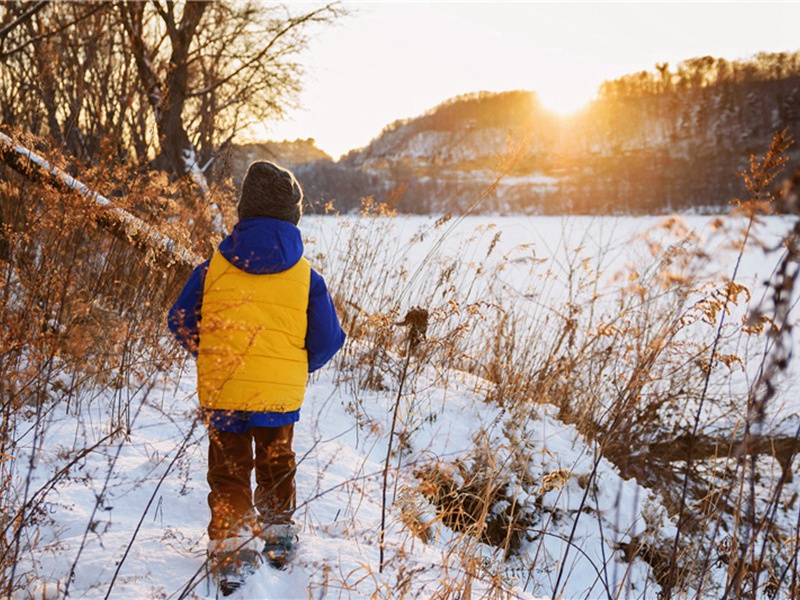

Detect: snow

[13,356,546,599]
[495,173,559,187]
[8,214,800,599]
[11,356,657,599]
[361,129,511,165]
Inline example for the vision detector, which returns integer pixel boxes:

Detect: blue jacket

[168,217,346,431]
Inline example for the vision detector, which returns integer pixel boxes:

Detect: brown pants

[207,424,296,541]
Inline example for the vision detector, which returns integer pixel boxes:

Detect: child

[168,161,345,590]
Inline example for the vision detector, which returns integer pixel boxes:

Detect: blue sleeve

[306,269,346,373]
[167,260,210,357]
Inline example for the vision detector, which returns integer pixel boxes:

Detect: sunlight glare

[537,86,592,117]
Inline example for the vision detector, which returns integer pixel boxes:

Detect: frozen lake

[303,213,792,308]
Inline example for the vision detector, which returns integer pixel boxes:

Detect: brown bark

[119,1,206,179]
[161,1,206,177]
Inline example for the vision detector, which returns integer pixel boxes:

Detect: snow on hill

[355,128,513,168]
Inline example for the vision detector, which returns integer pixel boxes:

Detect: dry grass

[0,135,232,595]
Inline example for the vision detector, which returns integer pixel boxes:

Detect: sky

[261,2,800,159]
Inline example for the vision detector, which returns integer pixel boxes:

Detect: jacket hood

[218,217,304,274]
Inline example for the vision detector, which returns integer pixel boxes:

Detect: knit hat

[238,161,303,225]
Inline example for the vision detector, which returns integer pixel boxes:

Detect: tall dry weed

[0,131,227,595]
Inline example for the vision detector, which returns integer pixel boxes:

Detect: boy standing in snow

[168,161,345,588]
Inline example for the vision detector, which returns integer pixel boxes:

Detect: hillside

[279,53,800,215]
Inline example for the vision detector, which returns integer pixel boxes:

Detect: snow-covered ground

[8,214,800,599]
[12,349,669,599]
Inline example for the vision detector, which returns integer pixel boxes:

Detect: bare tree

[118,1,207,180]
[118,2,341,196]
[187,2,341,182]
[1,1,342,233]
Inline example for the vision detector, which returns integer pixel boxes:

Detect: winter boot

[260,522,299,570]
[209,537,264,596]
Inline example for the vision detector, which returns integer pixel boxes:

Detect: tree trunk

[158,0,205,178]
[118,1,225,233]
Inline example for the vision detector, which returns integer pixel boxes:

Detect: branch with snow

[0,132,201,270]
[180,146,226,235]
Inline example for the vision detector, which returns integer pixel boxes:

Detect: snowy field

[9,214,800,599]
[305,213,800,424]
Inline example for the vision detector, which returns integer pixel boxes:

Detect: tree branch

[186,4,336,99]
[0,2,106,60]
[0,132,200,270]
[0,0,49,41]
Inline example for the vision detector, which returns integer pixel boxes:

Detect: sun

[536,85,592,117]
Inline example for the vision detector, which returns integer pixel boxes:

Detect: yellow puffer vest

[197,251,310,412]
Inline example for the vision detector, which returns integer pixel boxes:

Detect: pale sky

[262,2,800,159]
